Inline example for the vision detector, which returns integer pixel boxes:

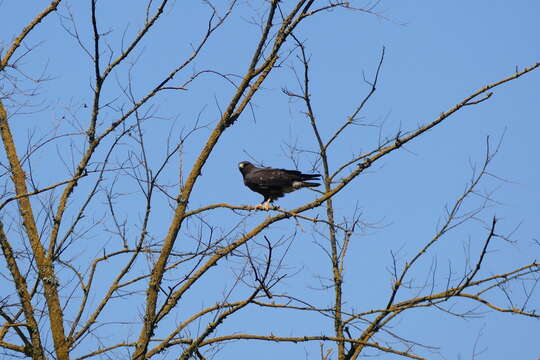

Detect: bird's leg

[254,199,267,210]
[254,199,272,211]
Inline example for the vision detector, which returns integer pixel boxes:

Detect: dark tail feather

[302,181,320,188]
[301,173,321,181]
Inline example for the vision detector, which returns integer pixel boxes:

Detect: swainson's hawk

[238,161,321,209]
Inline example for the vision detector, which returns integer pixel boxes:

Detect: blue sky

[1,1,539,359]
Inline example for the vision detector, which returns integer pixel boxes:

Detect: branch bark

[0,101,68,359]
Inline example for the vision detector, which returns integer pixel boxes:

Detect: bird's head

[238,161,254,176]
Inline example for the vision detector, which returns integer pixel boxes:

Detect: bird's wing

[247,168,296,188]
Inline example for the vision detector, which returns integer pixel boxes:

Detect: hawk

[238,161,321,209]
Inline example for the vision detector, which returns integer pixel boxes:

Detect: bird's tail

[301,173,321,181]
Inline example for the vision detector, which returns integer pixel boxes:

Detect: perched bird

[238,161,321,209]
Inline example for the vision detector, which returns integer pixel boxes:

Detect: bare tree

[1,1,538,360]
